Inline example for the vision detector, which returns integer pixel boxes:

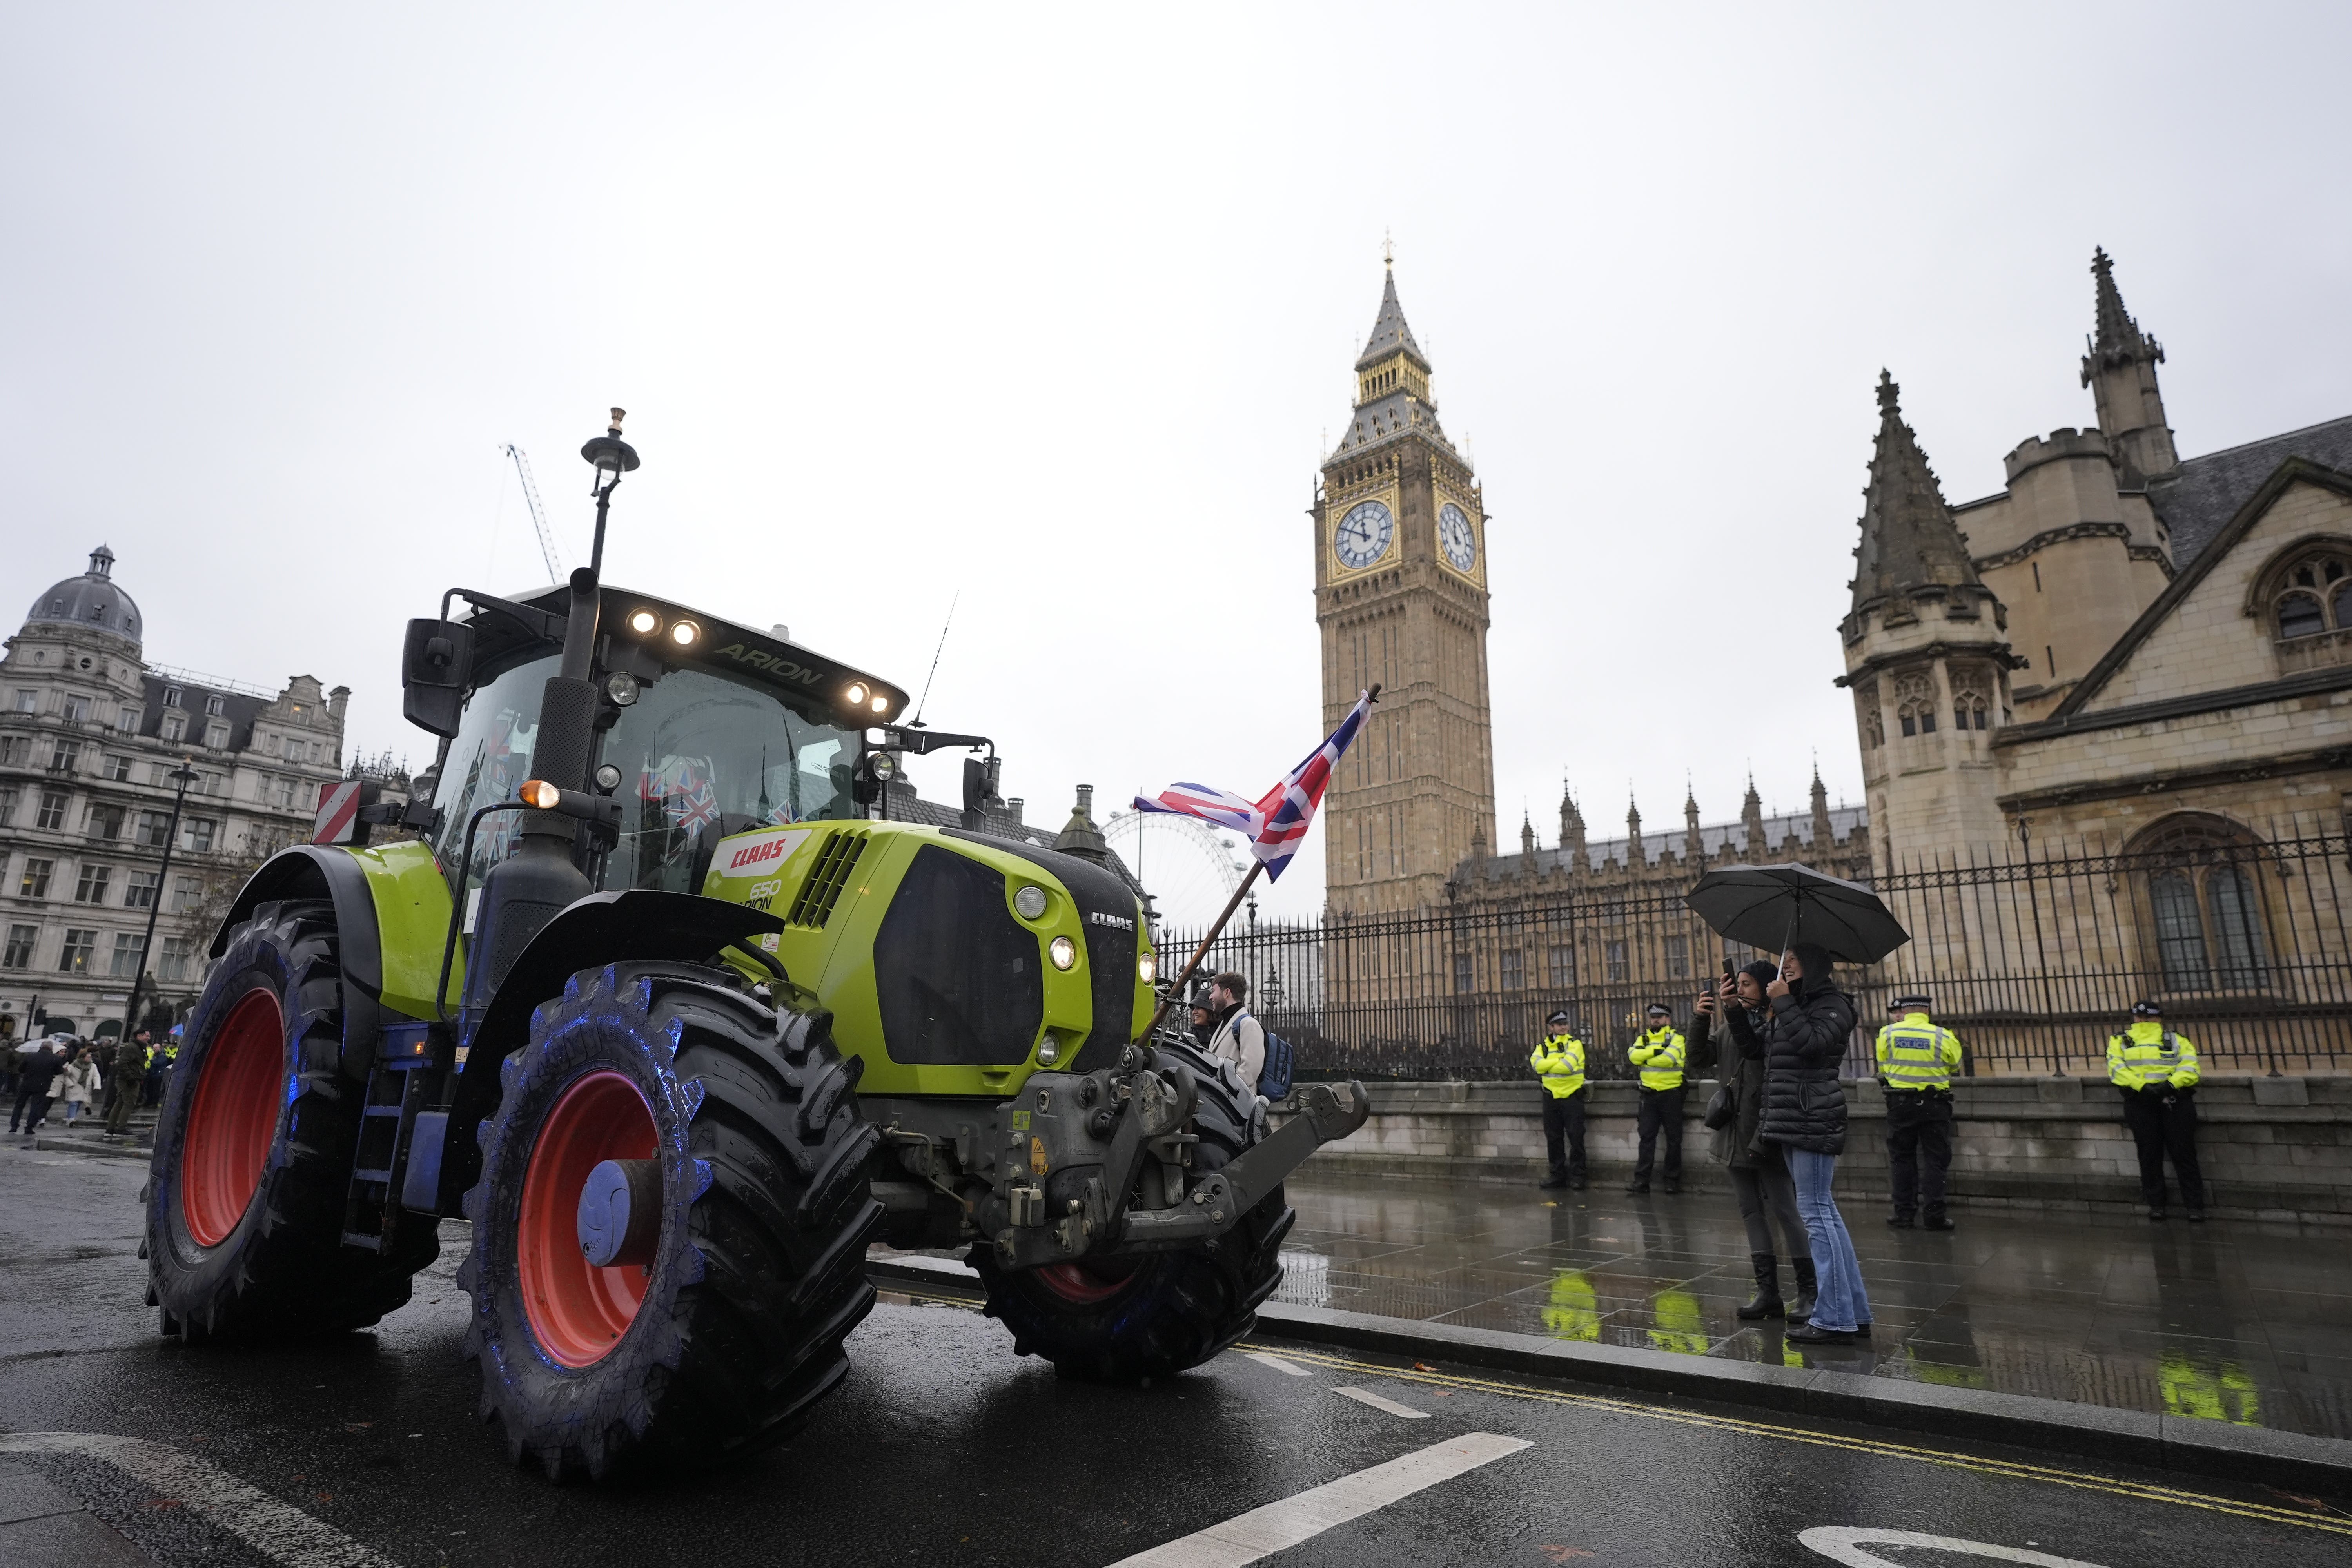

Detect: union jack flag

[1132,690,1375,881]
[672,777,720,834]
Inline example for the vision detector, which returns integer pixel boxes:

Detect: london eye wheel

[1102,809,1246,936]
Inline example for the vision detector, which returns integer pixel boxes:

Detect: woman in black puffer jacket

[1757,942,1872,1344]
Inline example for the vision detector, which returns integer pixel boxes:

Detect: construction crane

[500,444,566,582]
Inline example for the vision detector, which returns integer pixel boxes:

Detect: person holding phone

[1757,944,1871,1344]
[1694,960,1813,1321]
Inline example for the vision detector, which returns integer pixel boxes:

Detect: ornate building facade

[1315,262,1497,913]
[0,547,361,1040]
[1842,250,2352,875]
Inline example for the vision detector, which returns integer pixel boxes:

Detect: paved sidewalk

[1279,1168,2352,1440]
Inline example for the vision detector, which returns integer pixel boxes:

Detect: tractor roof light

[626,608,662,637]
[869,694,890,714]
[669,620,699,648]
[844,682,869,708]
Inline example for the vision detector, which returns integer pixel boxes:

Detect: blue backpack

[1257,1027,1294,1101]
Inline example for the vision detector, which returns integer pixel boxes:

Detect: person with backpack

[2109,1000,2205,1222]
[1204,970,1267,1093]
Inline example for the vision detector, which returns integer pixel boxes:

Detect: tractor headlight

[870,694,890,714]
[1013,885,1048,920]
[606,671,639,706]
[626,608,662,637]
[593,764,623,792]
[868,752,897,782]
[1036,1032,1061,1066]
[845,682,870,707]
[1138,953,1156,985]
[669,620,700,648]
[1049,935,1077,971]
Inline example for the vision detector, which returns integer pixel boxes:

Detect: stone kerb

[1284,1074,2352,1223]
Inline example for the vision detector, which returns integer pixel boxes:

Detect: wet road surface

[2,1141,2347,1566]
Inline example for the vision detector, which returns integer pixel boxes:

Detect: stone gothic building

[1842,249,2352,875]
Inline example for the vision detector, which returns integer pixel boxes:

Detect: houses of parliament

[1315,249,2352,942]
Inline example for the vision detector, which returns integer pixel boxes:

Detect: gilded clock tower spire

[1314,258,1497,913]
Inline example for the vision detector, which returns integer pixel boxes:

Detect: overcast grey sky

[6,4,2347,918]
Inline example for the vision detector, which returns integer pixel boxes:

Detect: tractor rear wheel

[458,962,882,1481]
[145,899,439,1339]
[973,1044,1295,1381]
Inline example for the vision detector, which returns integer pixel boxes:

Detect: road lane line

[1239,1343,2352,1538]
[1242,1352,1312,1377]
[1332,1385,1430,1419]
[1105,1432,1530,1568]
[0,1432,398,1568]
[1800,1527,2107,1566]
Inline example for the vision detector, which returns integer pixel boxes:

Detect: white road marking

[1105,1432,1529,1567]
[1242,1351,1311,1377]
[1332,1385,1430,1419]
[1800,1526,2108,1566]
[0,1432,399,1568]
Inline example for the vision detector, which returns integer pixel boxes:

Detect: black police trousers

[1632,1085,1684,1187]
[1884,1089,1954,1221]
[1541,1092,1586,1180]
[2120,1086,2205,1209]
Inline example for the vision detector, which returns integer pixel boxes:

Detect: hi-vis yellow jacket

[2107,1022,2199,1091]
[1875,1010,1963,1091]
[1627,1027,1686,1091]
[1529,1034,1586,1098]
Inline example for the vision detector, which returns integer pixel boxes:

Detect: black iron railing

[1162,814,2352,1080]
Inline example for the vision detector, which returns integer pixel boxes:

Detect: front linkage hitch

[980,1046,1370,1272]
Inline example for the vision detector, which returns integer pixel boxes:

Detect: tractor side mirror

[962,756,989,816]
[401,619,476,739]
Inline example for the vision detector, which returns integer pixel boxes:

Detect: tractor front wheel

[973,1043,1295,1381]
[458,962,882,1481]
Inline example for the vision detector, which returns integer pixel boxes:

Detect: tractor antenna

[500,444,566,583]
[911,590,959,728]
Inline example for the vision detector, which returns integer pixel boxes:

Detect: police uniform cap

[1645,1003,1671,1017]
[1545,1010,1571,1027]
[2131,999,2163,1018]
[1891,994,1932,1011]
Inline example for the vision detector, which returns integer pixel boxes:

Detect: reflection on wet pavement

[1278,1169,2352,1438]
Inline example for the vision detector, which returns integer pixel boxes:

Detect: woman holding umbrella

[1685,864,1905,1347]
[1758,943,1870,1344]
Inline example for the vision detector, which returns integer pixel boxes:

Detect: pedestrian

[60,1044,101,1125]
[1530,1009,1588,1190]
[1757,943,1871,1345]
[9,1039,64,1136]
[1877,994,1962,1232]
[144,1042,169,1107]
[106,1032,149,1140]
[1624,1003,1687,1194]
[1202,971,1267,1091]
[1187,987,1217,1051]
[2109,1000,2205,1222]
[1694,960,1813,1322]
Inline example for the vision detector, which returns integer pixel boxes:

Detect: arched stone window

[2131,814,2270,992]
[2251,539,2352,669]
[1894,673,1936,737]
[1854,682,1884,750]
[1951,678,1989,731]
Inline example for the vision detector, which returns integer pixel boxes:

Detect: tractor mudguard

[434,889,785,1213]
[205,846,387,1078]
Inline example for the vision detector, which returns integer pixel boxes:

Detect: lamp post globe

[578,407,639,575]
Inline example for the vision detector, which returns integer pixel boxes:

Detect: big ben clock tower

[1314,258,1497,913]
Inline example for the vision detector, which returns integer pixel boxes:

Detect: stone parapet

[1285,1074,2352,1225]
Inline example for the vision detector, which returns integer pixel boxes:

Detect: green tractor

[141,415,1370,1480]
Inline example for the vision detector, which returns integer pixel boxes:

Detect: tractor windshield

[429,655,862,897]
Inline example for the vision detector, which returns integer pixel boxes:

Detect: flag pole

[1134,683,1379,1046]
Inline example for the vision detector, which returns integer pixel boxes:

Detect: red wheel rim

[181,987,287,1247]
[1033,1260,1140,1305]
[518,1070,659,1368]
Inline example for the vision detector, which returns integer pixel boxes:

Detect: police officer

[1877,994,1962,1231]
[2109,1000,2205,1222]
[1625,1003,1687,1194]
[1530,1010,1588,1190]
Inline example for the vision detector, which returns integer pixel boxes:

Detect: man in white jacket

[1203,971,1267,1092]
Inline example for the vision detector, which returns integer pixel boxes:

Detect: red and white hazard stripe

[313,780,361,844]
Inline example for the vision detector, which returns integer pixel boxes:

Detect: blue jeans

[1786,1148,1871,1332]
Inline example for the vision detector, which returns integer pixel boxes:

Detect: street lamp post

[122,759,202,1040]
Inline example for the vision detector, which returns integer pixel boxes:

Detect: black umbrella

[1683,863,1909,966]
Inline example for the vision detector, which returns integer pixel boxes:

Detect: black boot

[1788,1256,1817,1323]
[1737,1254,1784,1320]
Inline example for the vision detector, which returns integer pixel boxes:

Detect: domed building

[0,546,372,1043]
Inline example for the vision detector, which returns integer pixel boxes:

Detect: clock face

[1439,502,1477,572]
[1334,499,1395,570]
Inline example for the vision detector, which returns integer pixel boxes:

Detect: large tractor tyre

[973,1042,1296,1382]
[144,899,439,1340]
[457,962,883,1481]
